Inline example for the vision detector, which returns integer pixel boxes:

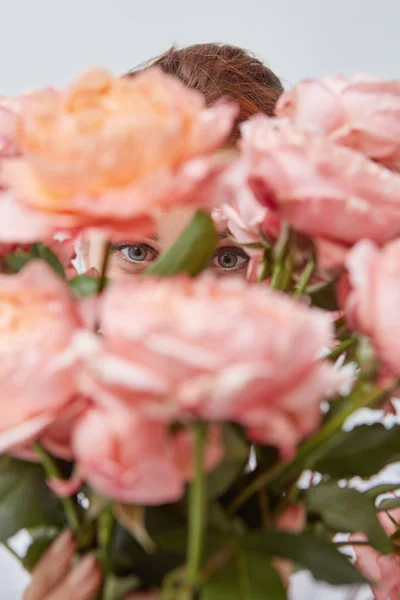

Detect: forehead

[155,207,228,247]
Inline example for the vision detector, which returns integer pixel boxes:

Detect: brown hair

[128,43,283,143]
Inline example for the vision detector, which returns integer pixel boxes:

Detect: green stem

[186,423,207,589]
[98,241,111,294]
[327,338,356,361]
[258,250,270,282]
[269,260,283,289]
[33,442,82,542]
[98,506,114,600]
[281,254,294,292]
[227,384,386,516]
[294,260,315,298]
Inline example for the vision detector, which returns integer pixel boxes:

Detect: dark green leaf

[108,523,182,586]
[0,457,65,542]
[22,526,59,570]
[207,425,249,500]
[312,424,400,478]
[306,482,392,554]
[377,496,400,511]
[307,280,338,311]
[366,483,400,500]
[103,573,140,600]
[5,251,32,273]
[146,211,218,277]
[114,504,156,553]
[69,274,100,297]
[243,529,365,585]
[152,526,229,558]
[201,550,285,600]
[31,244,65,277]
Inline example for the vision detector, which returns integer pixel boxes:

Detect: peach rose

[352,507,400,600]
[72,409,223,504]
[80,275,342,459]
[242,116,400,252]
[276,75,400,171]
[0,67,237,242]
[0,96,20,159]
[345,239,400,376]
[0,261,81,453]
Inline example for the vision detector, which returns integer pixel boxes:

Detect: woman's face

[84,207,250,280]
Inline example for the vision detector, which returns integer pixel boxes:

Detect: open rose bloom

[77,275,342,460]
[2,66,400,600]
[0,67,237,242]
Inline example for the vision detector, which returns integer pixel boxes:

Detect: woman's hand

[23,530,102,600]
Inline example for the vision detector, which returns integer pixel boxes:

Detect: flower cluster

[1,67,400,600]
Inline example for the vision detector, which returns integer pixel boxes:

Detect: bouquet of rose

[1,68,400,600]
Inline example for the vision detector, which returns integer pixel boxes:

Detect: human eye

[212,246,249,273]
[110,242,158,270]
[118,243,158,263]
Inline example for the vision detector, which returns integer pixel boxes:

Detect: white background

[0,0,399,597]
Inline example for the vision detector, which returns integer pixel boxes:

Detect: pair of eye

[118,243,249,271]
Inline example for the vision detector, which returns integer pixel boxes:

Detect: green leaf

[243,529,365,585]
[0,456,65,542]
[22,526,59,570]
[201,550,285,600]
[207,425,249,500]
[307,280,338,311]
[114,504,156,553]
[103,573,140,600]
[31,243,65,278]
[146,211,218,277]
[312,424,400,479]
[69,274,100,297]
[366,483,400,500]
[5,251,32,273]
[152,526,228,558]
[108,523,182,587]
[377,496,400,511]
[306,482,392,554]
[5,243,64,277]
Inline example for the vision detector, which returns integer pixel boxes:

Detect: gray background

[0,0,399,95]
[0,0,398,597]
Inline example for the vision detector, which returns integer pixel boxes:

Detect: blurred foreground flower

[0,67,237,242]
[241,116,400,268]
[79,274,343,459]
[276,74,400,171]
[0,262,82,452]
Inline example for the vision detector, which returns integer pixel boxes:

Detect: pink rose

[242,116,400,254]
[276,75,400,171]
[212,161,280,282]
[0,261,81,453]
[352,507,400,600]
[345,239,400,375]
[0,68,236,242]
[81,275,341,459]
[72,409,223,504]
